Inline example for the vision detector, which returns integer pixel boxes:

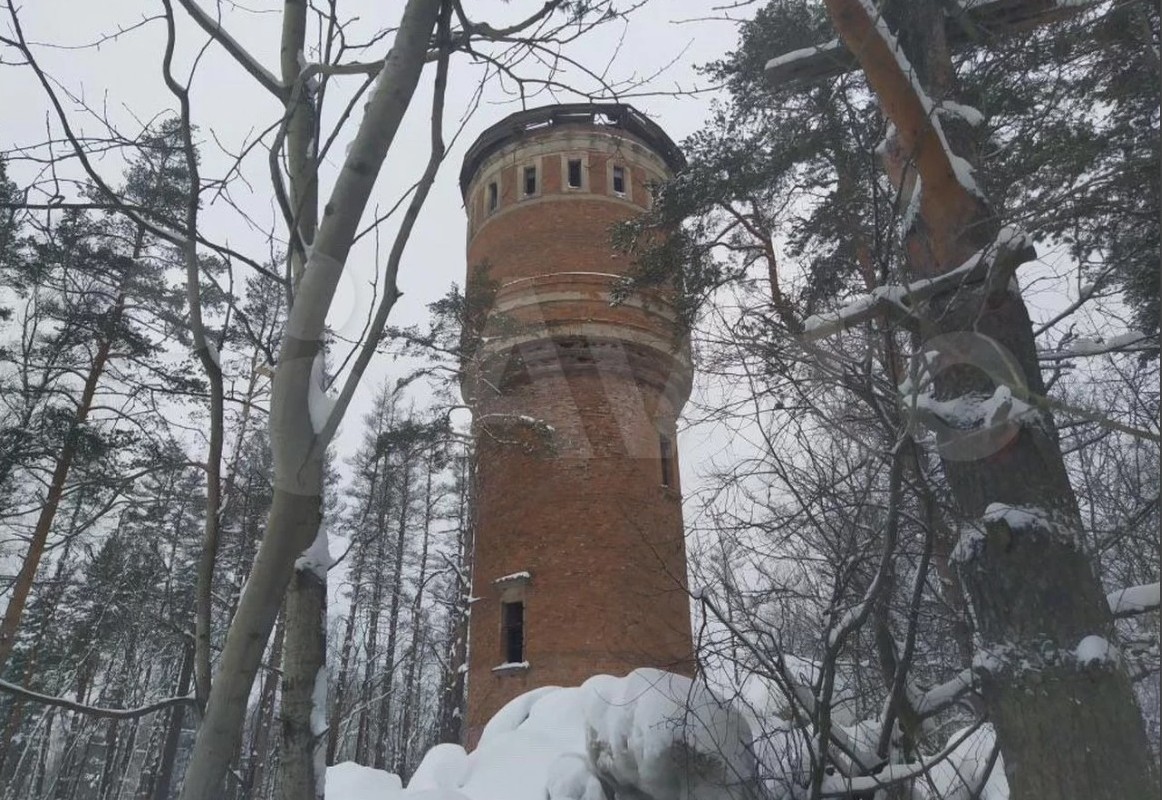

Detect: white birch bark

[176,2,442,796]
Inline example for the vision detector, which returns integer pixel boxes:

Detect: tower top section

[459,103,685,198]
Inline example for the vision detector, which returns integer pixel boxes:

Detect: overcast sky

[2,1,754,490]
[3,1,1109,533]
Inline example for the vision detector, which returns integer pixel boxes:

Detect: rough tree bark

[277,564,328,800]
[821,1,1160,797]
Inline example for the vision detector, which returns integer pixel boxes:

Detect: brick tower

[459,104,694,744]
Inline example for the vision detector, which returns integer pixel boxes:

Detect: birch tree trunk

[822,2,1160,797]
[175,2,442,796]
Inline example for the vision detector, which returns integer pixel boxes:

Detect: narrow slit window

[501,600,524,663]
[659,434,674,487]
[612,165,626,195]
[487,181,498,211]
[567,159,583,188]
[523,165,537,196]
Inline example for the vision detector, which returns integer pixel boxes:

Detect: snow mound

[326,667,1010,800]
[327,669,754,800]
[583,670,755,800]
[326,762,403,799]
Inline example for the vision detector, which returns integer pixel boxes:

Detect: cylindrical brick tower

[459,104,694,745]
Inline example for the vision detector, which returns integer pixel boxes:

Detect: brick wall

[460,117,694,746]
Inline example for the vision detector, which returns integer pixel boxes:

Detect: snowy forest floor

[325,668,1006,800]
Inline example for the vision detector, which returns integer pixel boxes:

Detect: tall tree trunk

[32,711,54,799]
[437,454,471,745]
[96,719,122,800]
[148,643,194,800]
[373,463,412,770]
[177,489,322,800]
[356,451,392,763]
[823,2,1160,797]
[327,540,367,763]
[0,538,73,780]
[239,612,284,800]
[397,463,434,777]
[176,2,441,796]
[276,562,328,800]
[0,291,123,670]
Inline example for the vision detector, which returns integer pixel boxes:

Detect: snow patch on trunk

[309,351,337,435]
[1075,635,1118,667]
[295,523,333,577]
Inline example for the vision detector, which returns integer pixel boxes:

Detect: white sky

[2,1,1125,533]
[2,1,748,488]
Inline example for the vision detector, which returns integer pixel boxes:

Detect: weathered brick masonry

[459,105,695,745]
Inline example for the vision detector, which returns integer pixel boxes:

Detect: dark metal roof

[459,103,686,198]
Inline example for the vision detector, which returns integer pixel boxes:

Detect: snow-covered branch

[802,226,1034,341]
[1107,582,1161,619]
[1039,331,1156,361]
[0,678,195,720]
[914,667,974,718]
[820,718,987,797]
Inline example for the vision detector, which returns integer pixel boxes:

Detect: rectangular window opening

[567,159,583,188]
[501,600,524,663]
[487,181,498,211]
[523,165,537,196]
[612,165,626,195]
[659,434,674,487]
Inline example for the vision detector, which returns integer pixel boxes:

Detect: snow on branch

[914,667,975,718]
[767,1,1096,87]
[981,502,1070,541]
[764,39,841,74]
[820,718,987,796]
[1107,582,1161,618]
[803,226,1034,341]
[906,383,1041,433]
[1039,331,1156,361]
[308,351,337,435]
[0,678,196,720]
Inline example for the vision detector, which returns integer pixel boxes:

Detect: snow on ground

[327,669,754,800]
[327,762,403,799]
[326,667,1008,800]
